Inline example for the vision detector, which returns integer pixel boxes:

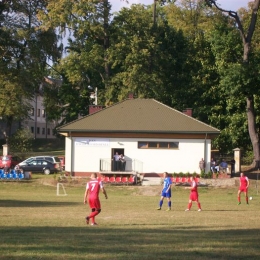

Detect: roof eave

[58,129,220,134]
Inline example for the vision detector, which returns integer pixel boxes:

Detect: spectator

[113,152,120,171]
[210,158,216,173]
[199,158,205,173]
[219,159,228,173]
[119,154,126,171]
[230,159,235,176]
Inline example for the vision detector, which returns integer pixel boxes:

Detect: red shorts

[190,191,198,201]
[239,187,248,192]
[88,196,101,209]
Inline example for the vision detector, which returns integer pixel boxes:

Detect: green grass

[0,178,260,260]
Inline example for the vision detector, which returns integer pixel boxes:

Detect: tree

[0,0,61,143]
[204,0,260,166]
[107,4,191,107]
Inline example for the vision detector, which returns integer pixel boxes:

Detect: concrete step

[142,177,161,186]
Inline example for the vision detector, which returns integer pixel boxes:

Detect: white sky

[111,0,250,13]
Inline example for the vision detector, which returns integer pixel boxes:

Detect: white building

[22,94,57,139]
[58,98,220,177]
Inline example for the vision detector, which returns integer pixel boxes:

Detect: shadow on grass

[0,200,79,207]
[0,226,259,259]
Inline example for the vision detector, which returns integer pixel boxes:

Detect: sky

[111,0,250,13]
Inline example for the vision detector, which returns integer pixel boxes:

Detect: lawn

[0,177,260,260]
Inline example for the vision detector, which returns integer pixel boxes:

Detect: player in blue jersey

[157,172,173,211]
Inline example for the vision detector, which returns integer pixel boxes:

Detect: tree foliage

[1,0,260,161]
[0,0,61,142]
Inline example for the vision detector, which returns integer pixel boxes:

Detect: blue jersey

[161,177,172,197]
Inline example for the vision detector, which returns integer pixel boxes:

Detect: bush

[242,150,254,165]
[9,129,33,153]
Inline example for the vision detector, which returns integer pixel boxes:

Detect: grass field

[0,177,260,260]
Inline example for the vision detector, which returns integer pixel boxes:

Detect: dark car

[18,159,61,175]
[18,156,61,169]
[0,155,22,169]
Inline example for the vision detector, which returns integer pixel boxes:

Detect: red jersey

[240,176,249,188]
[190,180,198,192]
[86,179,104,209]
[190,180,198,201]
[86,179,103,198]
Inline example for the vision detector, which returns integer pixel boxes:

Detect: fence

[100,158,143,173]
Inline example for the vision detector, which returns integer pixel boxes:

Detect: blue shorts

[161,191,171,198]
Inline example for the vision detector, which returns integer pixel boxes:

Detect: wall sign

[75,138,110,147]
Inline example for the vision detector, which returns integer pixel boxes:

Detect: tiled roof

[58,99,220,134]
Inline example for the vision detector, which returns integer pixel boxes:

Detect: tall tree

[204,0,260,166]
[107,4,191,107]
[0,0,61,143]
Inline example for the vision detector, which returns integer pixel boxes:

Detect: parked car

[19,156,61,169]
[17,158,61,175]
[0,155,22,169]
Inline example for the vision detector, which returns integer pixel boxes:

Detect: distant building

[0,77,62,140]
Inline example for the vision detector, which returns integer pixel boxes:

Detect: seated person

[210,158,217,173]
[219,159,228,173]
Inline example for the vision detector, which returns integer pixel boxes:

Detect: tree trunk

[246,95,260,168]
[103,0,110,82]
[244,40,259,168]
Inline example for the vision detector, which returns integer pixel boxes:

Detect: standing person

[119,154,126,171]
[113,152,120,171]
[230,159,235,176]
[84,173,108,226]
[185,176,202,211]
[199,158,205,173]
[157,172,172,211]
[237,172,250,205]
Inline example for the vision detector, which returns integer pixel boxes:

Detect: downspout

[70,131,73,177]
[204,133,208,172]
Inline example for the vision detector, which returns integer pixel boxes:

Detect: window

[47,128,50,135]
[37,109,40,117]
[31,127,34,134]
[42,109,46,118]
[138,142,148,148]
[37,127,40,134]
[138,141,179,149]
[42,128,45,135]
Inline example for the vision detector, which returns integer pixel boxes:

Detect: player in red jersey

[185,176,202,211]
[237,172,250,205]
[84,173,108,225]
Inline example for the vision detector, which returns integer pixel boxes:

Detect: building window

[37,109,40,117]
[47,128,50,135]
[138,141,179,149]
[37,127,40,134]
[42,109,46,118]
[31,127,34,134]
[31,108,34,116]
[42,128,45,135]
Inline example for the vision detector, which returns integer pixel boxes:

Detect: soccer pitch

[0,180,260,260]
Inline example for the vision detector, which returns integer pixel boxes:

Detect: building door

[111,148,124,171]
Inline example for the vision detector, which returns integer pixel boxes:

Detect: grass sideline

[0,177,260,260]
